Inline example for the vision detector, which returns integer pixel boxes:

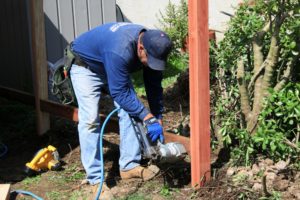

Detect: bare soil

[1,74,297,199]
[0,95,195,200]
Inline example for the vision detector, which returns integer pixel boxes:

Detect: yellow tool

[25,145,61,175]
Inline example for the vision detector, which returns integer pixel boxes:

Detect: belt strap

[66,43,88,67]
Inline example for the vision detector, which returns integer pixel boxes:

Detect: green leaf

[270,141,277,151]
[253,137,264,143]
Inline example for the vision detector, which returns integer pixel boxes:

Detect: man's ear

[137,43,145,56]
[138,43,145,51]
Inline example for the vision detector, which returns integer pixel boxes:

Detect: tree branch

[248,64,265,91]
[274,55,299,91]
[276,61,286,82]
[247,16,282,134]
[262,175,271,197]
[296,124,300,145]
[248,21,270,91]
[284,138,300,151]
[237,59,252,121]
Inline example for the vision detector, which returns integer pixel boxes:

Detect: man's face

[137,33,149,67]
[138,44,148,66]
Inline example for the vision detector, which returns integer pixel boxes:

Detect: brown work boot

[120,165,160,181]
[90,183,114,200]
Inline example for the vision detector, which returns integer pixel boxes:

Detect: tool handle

[130,117,157,160]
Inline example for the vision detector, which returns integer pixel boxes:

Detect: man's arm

[103,52,150,120]
[104,52,164,143]
[143,67,164,120]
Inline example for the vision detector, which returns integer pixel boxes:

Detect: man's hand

[144,117,164,143]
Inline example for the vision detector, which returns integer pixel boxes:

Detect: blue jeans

[70,64,141,185]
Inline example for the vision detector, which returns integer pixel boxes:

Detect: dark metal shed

[0,0,116,93]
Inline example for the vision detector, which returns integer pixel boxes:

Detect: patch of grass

[232,173,248,184]
[160,185,171,197]
[65,170,85,182]
[64,164,86,182]
[46,191,63,200]
[48,174,67,185]
[132,54,188,96]
[22,175,41,186]
[117,193,151,200]
[69,190,87,200]
[48,164,85,186]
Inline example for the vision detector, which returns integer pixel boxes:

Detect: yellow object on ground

[25,145,61,174]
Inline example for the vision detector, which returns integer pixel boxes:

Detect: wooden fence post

[30,0,50,134]
[188,0,211,187]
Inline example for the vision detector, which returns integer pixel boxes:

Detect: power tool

[130,118,187,164]
[25,145,61,176]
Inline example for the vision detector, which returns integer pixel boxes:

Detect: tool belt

[74,57,88,68]
[51,44,78,106]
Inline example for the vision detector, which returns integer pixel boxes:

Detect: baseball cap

[142,30,172,71]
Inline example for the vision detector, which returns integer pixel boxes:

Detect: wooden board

[0,86,190,155]
[30,0,50,135]
[0,184,10,200]
[188,0,211,187]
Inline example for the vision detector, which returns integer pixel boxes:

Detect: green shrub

[158,0,188,55]
[254,83,300,161]
[212,0,300,166]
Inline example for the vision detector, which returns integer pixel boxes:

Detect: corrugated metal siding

[0,0,116,92]
[0,0,32,92]
[44,0,116,63]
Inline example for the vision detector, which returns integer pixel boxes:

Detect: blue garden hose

[95,108,120,200]
[3,108,119,200]
[0,143,43,199]
[11,190,43,200]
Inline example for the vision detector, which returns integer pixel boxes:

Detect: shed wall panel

[102,0,117,23]
[73,0,89,37]
[44,0,64,63]
[0,0,32,93]
[88,0,103,28]
[44,0,116,63]
[0,0,116,92]
[57,0,75,49]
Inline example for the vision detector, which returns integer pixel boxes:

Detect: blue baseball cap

[142,30,172,71]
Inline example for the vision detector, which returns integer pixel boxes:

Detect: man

[70,22,172,198]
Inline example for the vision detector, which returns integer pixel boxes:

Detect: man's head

[138,30,172,71]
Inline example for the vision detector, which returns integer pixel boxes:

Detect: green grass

[22,175,42,186]
[46,191,62,200]
[69,190,87,200]
[132,54,188,96]
[48,164,85,185]
[116,193,151,200]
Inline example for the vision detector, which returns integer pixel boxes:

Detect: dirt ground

[0,92,192,200]
[1,75,297,199]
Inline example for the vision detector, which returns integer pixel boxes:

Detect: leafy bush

[254,83,300,161]
[211,0,300,165]
[132,1,189,96]
[158,0,188,54]
[132,54,188,96]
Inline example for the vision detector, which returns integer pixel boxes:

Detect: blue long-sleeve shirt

[72,22,163,120]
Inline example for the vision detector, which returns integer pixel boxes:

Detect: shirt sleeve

[143,67,164,119]
[103,52,150,120]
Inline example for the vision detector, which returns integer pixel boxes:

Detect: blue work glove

[144,117,164,143]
